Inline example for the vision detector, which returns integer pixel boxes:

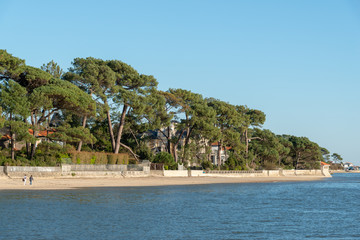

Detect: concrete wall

[295,170,322,175]
[322,165,331,177]
[203,172,267,178]
[61,164,147,178]
[197,168,330,178]
[282,170,297,176]
[0,164,331,178]
[267,170,281,177]
[282,169,326,177]
[150,170,164,176]
[190,170,207,177]
[2,164,149,178]
[67,164,128,172]
[200,170,267,178]
[5,166,62,178]
[163,170,189,177]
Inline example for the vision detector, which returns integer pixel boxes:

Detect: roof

[321,161,330,166]
[211,142,231,150]
[1,129,55,140]
[0,134,11,140]
[28,129,55,137]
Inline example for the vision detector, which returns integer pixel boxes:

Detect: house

[143,121,232,166]
[0,127,60,150]
[343,162,353,170]
[142,121,185,154]
[210,142,231,166]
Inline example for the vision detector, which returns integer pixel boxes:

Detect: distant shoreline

[0,176,329,191]
[330,170,360,173]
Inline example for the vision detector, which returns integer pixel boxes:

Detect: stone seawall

[164,166,331,178]
[5,166,62,178]
[0,164,331,179]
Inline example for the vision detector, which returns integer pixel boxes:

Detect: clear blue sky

[1,0,359,164]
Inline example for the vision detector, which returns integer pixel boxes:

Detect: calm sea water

[1,173,360,240]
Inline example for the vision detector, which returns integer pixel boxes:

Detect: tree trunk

[106,109,115,152]
[30,112,38,160]
[217,141,222,167]
[167,126,171,154]
[295,152,300,169]
[173,143,178,163]
[30,140,36,160]
[8,113,15,161]
[77,116,87,152]
[129,128,139,147]
[120,142,139,161]
[278,157,281,168]
[23,118,30,157]
[245,128,249,158]
[182,127,193,162]
[114,104,128,154]
[10,132,15,161]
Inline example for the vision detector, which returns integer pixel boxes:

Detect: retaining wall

[150,170,164,176]
[61,164,149,178]
[163,170,189,177]
[5,166,62,178]
[0,164,331,179]
[282,169,324,176]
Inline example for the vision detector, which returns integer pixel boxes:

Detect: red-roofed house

[0,127,58,150]
[211,142,231,166]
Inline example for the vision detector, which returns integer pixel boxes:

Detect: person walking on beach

[23,174,27,185]
[29,175,34,185]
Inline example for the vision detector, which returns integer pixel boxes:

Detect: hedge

[68,151,132,165]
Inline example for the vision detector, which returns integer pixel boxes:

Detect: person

[23,174,27,185]
[29,175,34,185]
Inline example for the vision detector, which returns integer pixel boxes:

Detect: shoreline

[0,176,329,190]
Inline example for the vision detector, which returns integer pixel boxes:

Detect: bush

[201,160,213,170]
[69,151,130,165]
[135,143,154,161]
[262,161,278,170]
[224,152,247,170]
[153,152,177,170]
[32,142,66,166]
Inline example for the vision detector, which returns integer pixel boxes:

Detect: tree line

[0,50,342,169]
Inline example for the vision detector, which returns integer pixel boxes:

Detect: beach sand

[0,176,328,190]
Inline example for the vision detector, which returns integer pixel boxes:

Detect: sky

[1,0,359,164]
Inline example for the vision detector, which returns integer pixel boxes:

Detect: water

[1,173,360,240]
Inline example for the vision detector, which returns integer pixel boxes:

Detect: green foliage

[0,154,9,166]
[69,151,130,164]
[152,152,177,170]
[90,155,96,164]
[0,49,26,79]
[135,142,154,161]
[0,80,29,117]
[0,108,5,128]
[165,89,218,162]
[279,135,322,169]
[41,60,64,78]
[33,142,65,166]
[34,79,96,117]
[0,51,338,169]
[53,123,96,145]
[207,98,246,162]
[201,160,213,170]
[224,152,248,170]
[331,153,343,163]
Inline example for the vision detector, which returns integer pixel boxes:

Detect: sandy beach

[0,176,328,190]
